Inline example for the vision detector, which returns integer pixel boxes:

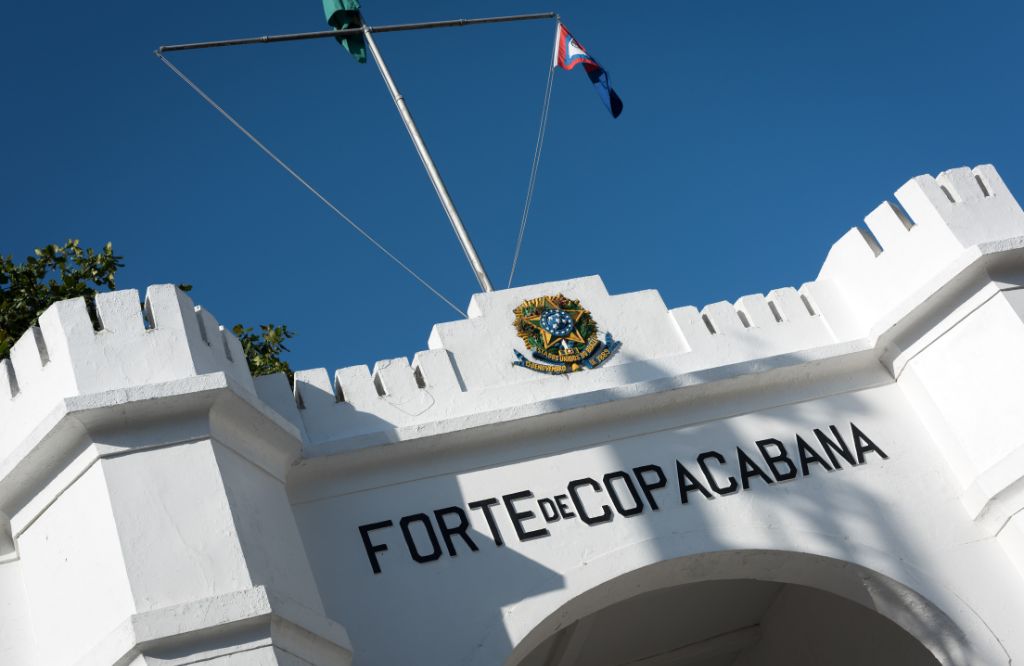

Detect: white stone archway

[506,550,1004,666]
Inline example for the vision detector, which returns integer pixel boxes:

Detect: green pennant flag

[323,0,367,63]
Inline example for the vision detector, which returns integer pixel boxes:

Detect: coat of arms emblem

[512,294,621,374]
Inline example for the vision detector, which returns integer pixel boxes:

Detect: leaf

[232,322,295,381]
[1,240,124,360]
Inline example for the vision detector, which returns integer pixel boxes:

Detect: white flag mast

[361,28,492,292]
[158,12,557,294]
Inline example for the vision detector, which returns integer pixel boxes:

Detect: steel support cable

[155,52,467,318]
[507,52,556,287]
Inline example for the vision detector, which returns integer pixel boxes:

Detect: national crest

[512,294,621,374]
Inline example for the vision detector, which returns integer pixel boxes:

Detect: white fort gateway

[2,164,1024,665]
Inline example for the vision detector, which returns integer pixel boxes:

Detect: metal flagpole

[157,11,559,293]
[157,13,556,53]
[362,27,494,293]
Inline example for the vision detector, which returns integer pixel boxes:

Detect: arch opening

[508,550,971,666]
[516,578,940,666]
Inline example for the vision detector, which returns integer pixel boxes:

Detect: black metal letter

[434,506,479,557]
[603,471,644,516]
[736,448,774,489]
[468,497,505,547]
[568,478,613,525]
[816,426,857,469]
[359,520,394,575]
[851,422,889,463]
[555,494,576,519]
[676,461,714,503]
[538,498,561,522]
[755,438,798,482]
[632,464,668,510]
[399,513,442,564]
[502,491,551,541]
[696,451,738,495]
[796,434,833,475]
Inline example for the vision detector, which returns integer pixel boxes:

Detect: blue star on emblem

[522,298,588,350]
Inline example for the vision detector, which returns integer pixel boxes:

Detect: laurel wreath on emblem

[512,294,621,374]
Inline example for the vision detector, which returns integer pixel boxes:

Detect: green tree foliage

[231,324,295,378]
[0,240,294,379]
[0,240,123,359]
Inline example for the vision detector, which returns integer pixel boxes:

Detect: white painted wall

[0,559,34,665]
[0,163,1022,664]
[18,463,136,665]
[297,387,1022,665]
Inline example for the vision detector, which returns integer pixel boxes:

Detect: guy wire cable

[507,26,558,288]
[155,51,467,318]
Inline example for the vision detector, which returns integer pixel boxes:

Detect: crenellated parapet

[3,165,1023,462]
[280,165,1024,455]
[0,285,252,458]
[286,276,855,449]
[818,165,1024,335]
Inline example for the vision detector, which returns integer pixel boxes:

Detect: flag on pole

[323,0,367,63]
[554,23,623,118]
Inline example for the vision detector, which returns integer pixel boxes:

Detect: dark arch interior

[516,578,942,666]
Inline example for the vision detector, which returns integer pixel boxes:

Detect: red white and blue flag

[554,23,623,118]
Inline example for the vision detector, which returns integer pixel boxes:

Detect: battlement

[0,285,252,457]
[285,274,851,448]
[3,165,1023,457]
[818,165,1024,332]
[283,164,1024,448]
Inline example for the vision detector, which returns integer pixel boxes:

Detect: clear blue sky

[3,1,1023,372]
